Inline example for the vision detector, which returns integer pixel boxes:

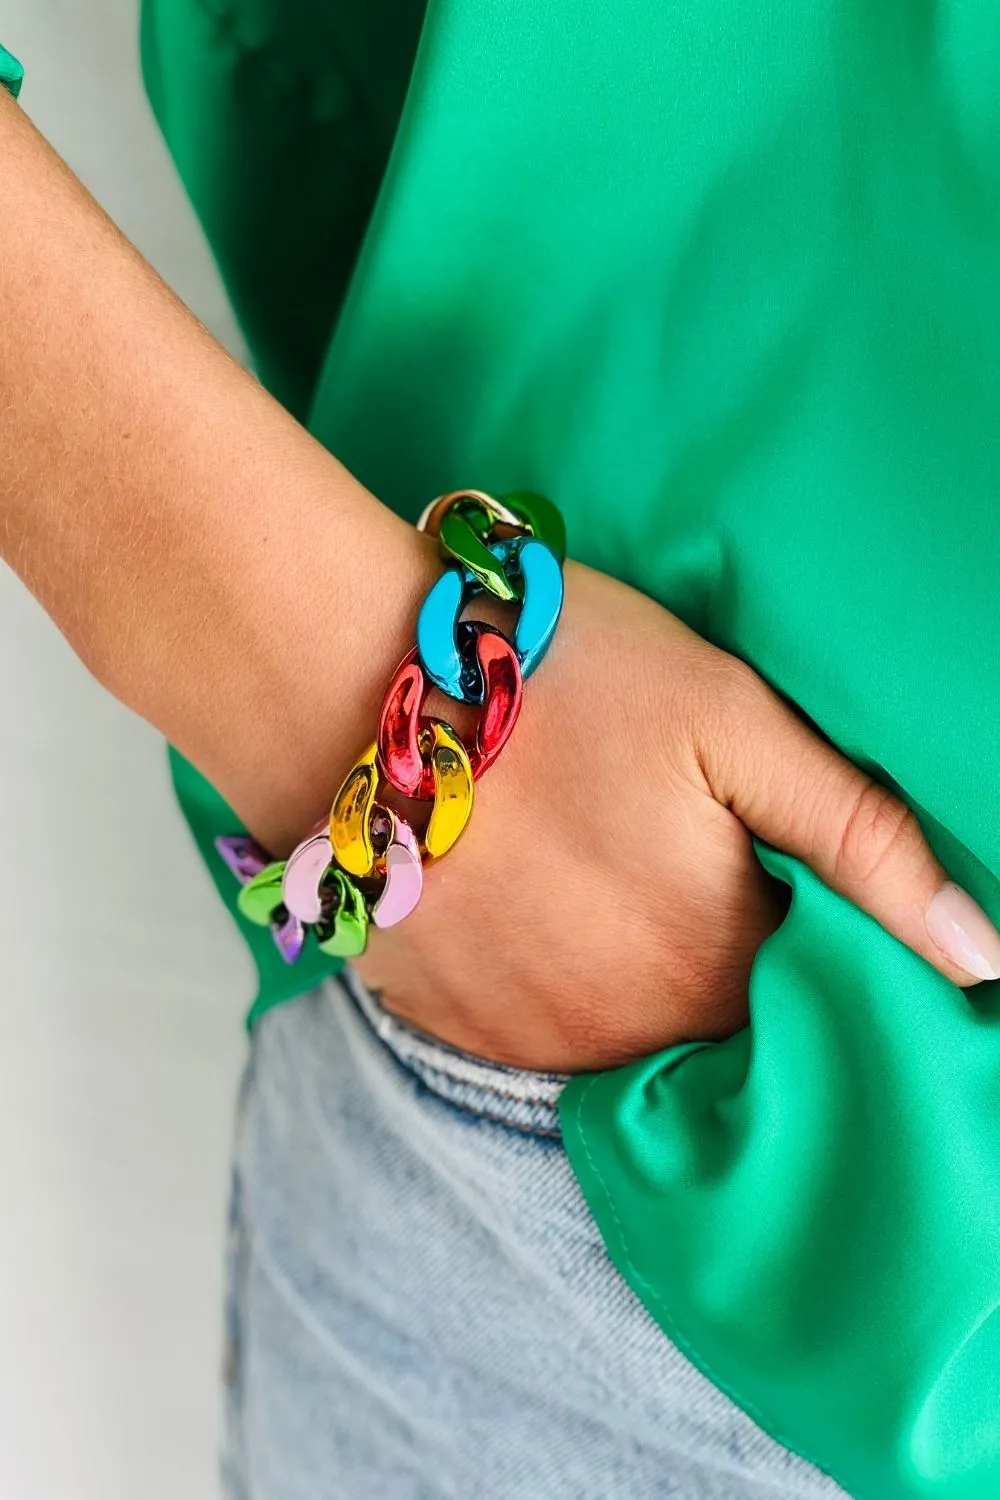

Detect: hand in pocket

[354,560,1000,1071]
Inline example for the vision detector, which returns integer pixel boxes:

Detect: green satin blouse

[28,4,1000,1494]
[0,42,23,99]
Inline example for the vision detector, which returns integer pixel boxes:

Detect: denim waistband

[337,966,568,1138]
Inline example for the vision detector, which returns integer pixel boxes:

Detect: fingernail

[925,882,1000,981]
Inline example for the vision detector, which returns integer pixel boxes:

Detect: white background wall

[0,6,253,1497]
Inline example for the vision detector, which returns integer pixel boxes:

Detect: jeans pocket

[337,964,569,1139]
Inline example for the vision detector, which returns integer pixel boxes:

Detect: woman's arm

[0,86,436,855]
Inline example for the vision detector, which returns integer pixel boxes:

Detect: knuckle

[832,781,919,887]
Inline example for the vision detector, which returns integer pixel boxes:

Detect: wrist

[200,487,441,855]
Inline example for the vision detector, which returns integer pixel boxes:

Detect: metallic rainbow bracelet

[216,489,566,964]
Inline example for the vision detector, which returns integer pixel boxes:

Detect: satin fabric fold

[565,842,1000,1499]
[0,42,23,99]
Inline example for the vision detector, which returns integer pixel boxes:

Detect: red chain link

[378,622,523,799]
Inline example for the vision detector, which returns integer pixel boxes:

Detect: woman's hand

[353,559,1000,1071]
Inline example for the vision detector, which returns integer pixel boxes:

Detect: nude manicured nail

[925,882,1000,981]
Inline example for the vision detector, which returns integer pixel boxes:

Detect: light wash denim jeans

[221,969,844,1500]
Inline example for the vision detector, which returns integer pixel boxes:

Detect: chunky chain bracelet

[216,490,566,963]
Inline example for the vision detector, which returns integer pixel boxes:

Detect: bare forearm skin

[0,88,436,852]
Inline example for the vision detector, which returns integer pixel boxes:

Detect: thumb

[694,656,1000,987]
